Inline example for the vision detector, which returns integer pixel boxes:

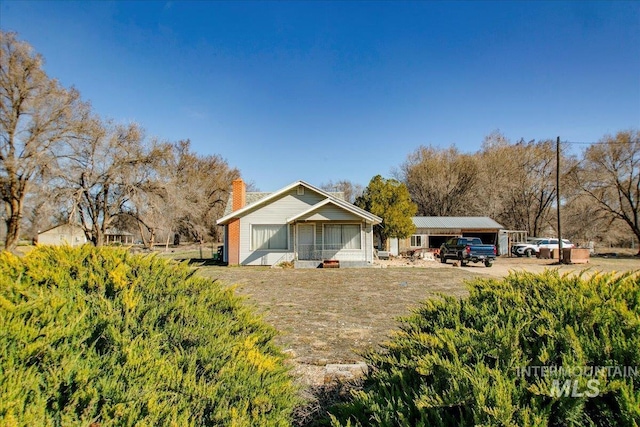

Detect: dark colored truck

[439,237,497,267]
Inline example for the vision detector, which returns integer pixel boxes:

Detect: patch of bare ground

[198,264,476,364]
[193,253,639,425]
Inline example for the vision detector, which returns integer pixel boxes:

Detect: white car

[511,238,574,257]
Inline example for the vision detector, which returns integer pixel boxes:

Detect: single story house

[217,179,382,267]
[390,216,505,255]
[37,224,87,247]
[104,230,136,245]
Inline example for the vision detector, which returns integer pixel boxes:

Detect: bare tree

[164,140,239,246]
[128,179,172,249]
[398,145,479,216]
[23,181,60,241]
[571,130,640,254]
[475,131,514,222]
[476,137,561,237]
[320,179,364,203]
[0,31,88,251]
[124,141,174,249]
[562,192,619,246]
[56,119,161,246]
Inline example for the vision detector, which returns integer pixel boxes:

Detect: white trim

[217,180,382,225]
[249,223,290,251]
[296,223,316,260]
[322,222,363,251]
[287,198,380,224]
[297,223,316,246]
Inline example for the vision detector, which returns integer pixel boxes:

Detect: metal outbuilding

[390,216,506,256]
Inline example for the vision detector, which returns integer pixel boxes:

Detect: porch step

[294,260,323,269]
[294,260,375,269]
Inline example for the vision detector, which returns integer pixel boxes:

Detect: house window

[411,235,422,247]
[252,225,288,250]
[324,224,361,250]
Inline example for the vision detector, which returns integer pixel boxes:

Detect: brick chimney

[228,178,246,265]
[232,178,246,211]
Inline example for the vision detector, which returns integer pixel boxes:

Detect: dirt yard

[195,254,638,388]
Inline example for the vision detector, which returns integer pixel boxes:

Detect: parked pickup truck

[439,237,497,267]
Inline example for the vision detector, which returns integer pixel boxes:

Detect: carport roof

[412,216,504,230]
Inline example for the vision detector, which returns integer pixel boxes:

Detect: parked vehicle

[439,237,497,267]
[511,238,574,257]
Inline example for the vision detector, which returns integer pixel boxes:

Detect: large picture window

[252,225,288,250]
[324,224,361,249]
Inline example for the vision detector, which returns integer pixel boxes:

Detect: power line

[564,140,636,146]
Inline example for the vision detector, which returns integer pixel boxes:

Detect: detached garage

[393,216,504,255]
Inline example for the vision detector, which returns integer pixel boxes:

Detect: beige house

[37,224,87,247]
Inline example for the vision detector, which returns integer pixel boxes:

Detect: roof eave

[217,180,382,225]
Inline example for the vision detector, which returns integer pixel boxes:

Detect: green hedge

[329,271,640,426]
[0,245,297,426]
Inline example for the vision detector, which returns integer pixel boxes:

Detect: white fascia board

[296,180,382,224]
[287,199,382,224]
[216,180,305,225]
[286,199,332,223]
[217,180,382,225]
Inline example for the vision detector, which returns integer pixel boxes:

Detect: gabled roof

[412,216,504,229]
[226,192,271,215]
[286,197,381,224]
[217,180,381,225]
[37,223,84,234]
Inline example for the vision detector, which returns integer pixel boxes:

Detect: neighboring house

[105,230,136,245]
[390,216,505,255]
[217,179,382,267]
[37,224,87,247]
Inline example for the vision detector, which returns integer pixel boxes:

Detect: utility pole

[556,136,563,263]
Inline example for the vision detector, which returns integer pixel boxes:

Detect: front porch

[296,243,343,261]
[291,220,376,267]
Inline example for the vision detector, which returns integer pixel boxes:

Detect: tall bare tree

[562,193,620,246]
[477,138,558,236]
[56,119,161,246]
[571,130,640,253]
[398,145,479,216]
[128,175,173,249]
[168,141,240,245]
[0,31,88,251]
[122,140,175,249]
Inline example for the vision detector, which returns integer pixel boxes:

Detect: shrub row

[0,245,297,426]
[329,270,640,426]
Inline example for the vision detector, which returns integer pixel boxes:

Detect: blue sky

[2,1,639,191]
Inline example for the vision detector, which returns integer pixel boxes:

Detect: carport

[397,216,505,255]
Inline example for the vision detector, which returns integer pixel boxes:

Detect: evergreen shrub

[0,245,297,426]
[329,270,640,426]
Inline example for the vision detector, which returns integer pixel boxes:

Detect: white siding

[38,225,87,247]
[237,188,377,265]
[299,205,363,221]
[239,190,324,265]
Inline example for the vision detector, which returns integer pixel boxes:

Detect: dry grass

[194,255,639,368]
[173,251,639,425]
[198,265,479,365]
